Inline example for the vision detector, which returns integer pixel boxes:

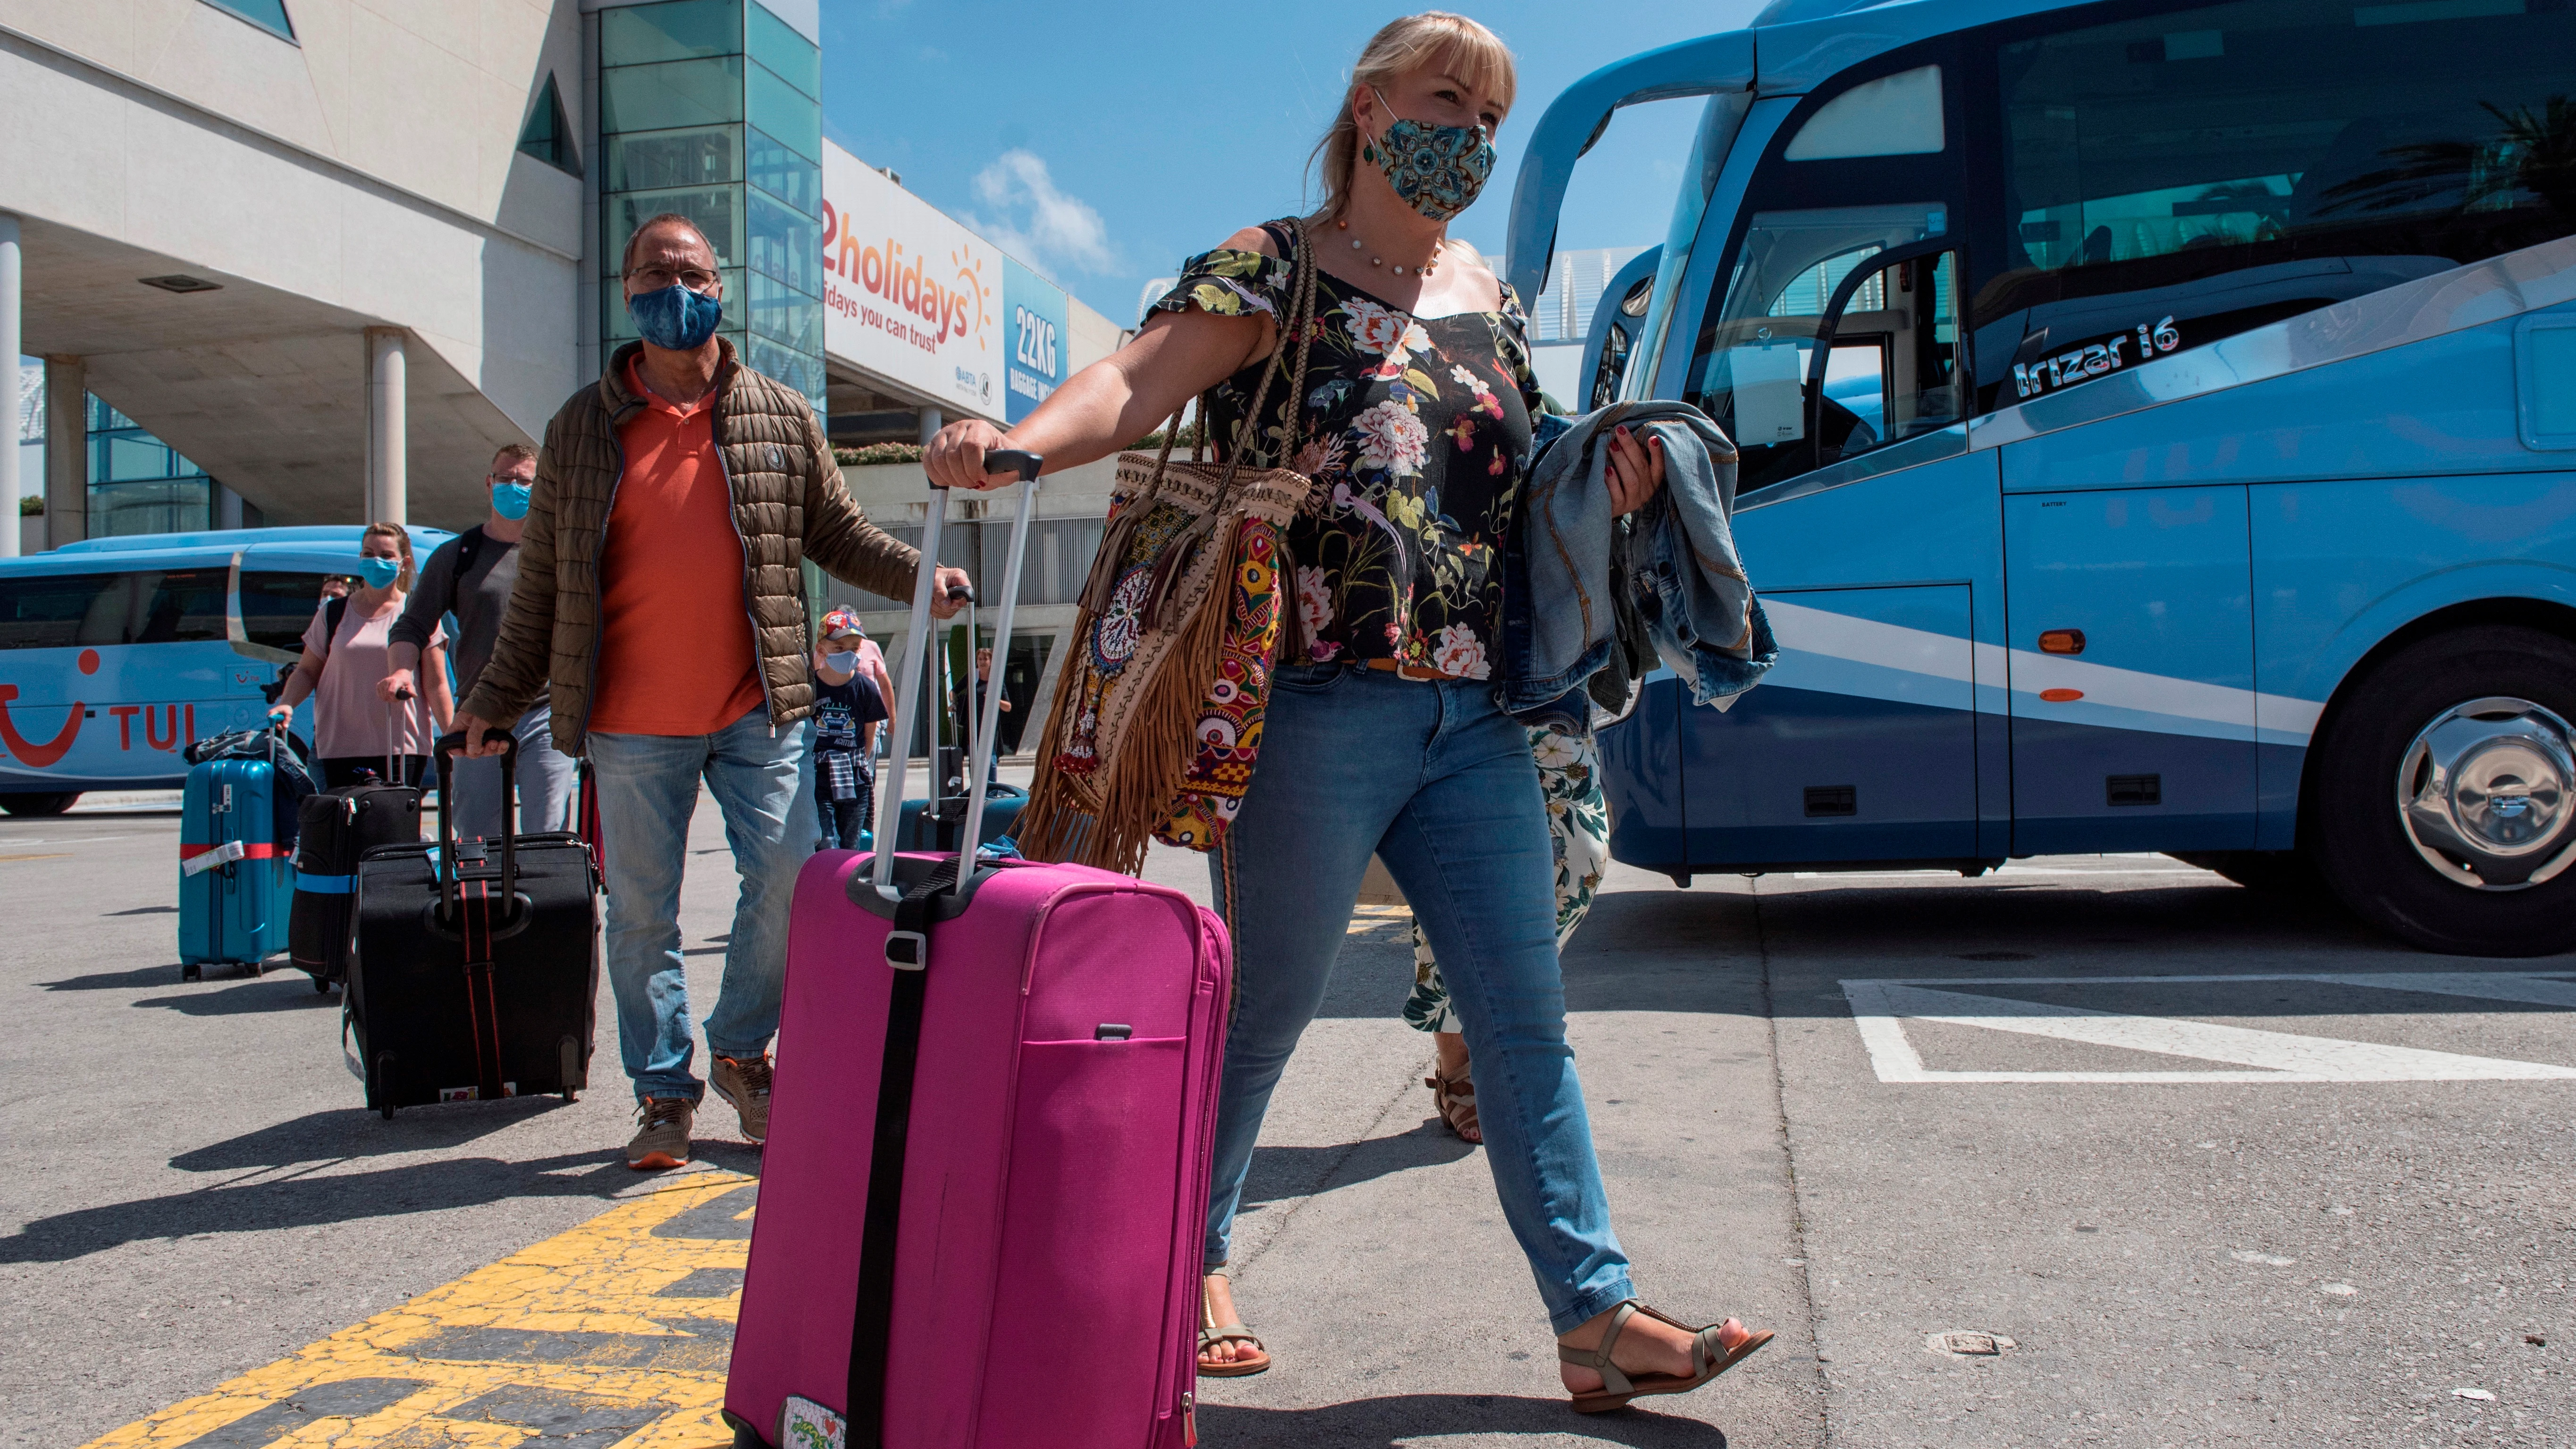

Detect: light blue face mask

[627,281,724,351]
[490,480,532,520]
[355,555,401,589]
[824,650,860,674]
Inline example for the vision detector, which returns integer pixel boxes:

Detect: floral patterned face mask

[1363,87,1496,223]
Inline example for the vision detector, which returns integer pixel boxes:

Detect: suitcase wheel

[312,976,332,994]
[181,962,202,983]
[245,959,263,978]
[373,1052,396,1120]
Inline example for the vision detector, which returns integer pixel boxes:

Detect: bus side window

[130,569,230,645]
[1974,0,2576,413]
[1683,202,1951,491]
[0,575,120,651]
[1811,250,1963,466]
[236,572,330,654]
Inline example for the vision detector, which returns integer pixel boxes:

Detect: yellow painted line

[1346,903,1414,935]
[0,852,73,862]
[80,1171,759,1449]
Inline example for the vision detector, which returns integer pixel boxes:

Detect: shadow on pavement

[1240,1119,1476,1208]
[103,905,179,916]
[173,1100,569,1171]
[1196,1393,1727,1447]
[41,963,201,991]
[130,975,345,1016]
[0,1151,632,1264]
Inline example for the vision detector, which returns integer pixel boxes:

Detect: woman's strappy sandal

[1198,1272,1270,1377]
[1426,1061,1482,1144]
[1557,1300,1772,1414]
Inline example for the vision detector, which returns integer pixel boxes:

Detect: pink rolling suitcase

[725,452,1231,1449]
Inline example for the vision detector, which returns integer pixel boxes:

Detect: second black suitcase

[347,734,600,1119]
[290,782,421,988]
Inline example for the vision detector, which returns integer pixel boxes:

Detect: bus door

[1667,51,2004,868]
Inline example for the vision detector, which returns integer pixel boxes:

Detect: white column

[0,213,22,558]
[44,355,84,548]
[215,483,244,530]
[366,327,406,523]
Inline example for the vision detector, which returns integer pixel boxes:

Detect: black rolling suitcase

[347,732,600,1119]
[292,692,431,989]
[290,780,420,989]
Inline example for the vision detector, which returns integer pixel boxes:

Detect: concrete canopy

[15,214,529,528]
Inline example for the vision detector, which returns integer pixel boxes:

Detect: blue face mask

[824,650,860,674]
[354,555,401,589]
[490,480,532,520]
[627,282,724,351]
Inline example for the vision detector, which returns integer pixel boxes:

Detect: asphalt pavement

[2,781,2568,1448]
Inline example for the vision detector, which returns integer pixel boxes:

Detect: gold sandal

[1557,1299,1772,1414]
[1426,1061,1481,1144]
[1198,1272,1270,1377]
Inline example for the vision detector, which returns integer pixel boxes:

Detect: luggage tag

[778,1395,846,1449]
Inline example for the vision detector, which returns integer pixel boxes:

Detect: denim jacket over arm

[1500,400,1776,719]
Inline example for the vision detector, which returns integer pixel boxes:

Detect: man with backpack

[382,443,576,839]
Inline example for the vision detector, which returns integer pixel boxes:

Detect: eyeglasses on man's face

[626,265,720,293]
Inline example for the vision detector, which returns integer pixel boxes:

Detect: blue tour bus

[0,526,454,815]
[1506,0,2576,954]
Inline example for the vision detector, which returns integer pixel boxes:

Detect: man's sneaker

[711,1053,774,1143]
[627,1097,694,1170]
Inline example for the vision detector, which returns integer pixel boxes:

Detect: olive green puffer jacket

[459,340,920,757]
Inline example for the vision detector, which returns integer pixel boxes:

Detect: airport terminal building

[2,0,1126,735]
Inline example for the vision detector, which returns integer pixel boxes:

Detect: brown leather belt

[1363,658,1452,682]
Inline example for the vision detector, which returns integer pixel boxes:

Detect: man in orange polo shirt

[456,213,968,1169]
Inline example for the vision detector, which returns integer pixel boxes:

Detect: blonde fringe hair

[361,522,417,593]
[1307,12,1517,224]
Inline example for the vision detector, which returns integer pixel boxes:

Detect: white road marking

[1842,974,2576,1083]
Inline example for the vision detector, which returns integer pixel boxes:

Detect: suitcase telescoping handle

[866,447,1044,906]
[431,729,519,923]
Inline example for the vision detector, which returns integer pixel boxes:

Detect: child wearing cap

[811,609,891,851]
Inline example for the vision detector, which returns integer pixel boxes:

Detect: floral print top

[1148,222,1543,680]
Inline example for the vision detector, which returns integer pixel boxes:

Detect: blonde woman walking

[927,11,1769,1414]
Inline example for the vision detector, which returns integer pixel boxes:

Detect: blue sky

[817,0,1768,325]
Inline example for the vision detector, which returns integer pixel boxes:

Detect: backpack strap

[321,595,349,657]
[451,526,485,581]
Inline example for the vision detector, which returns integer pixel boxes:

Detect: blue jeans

[588,708,815,1103]
[1205,664,1634,1335]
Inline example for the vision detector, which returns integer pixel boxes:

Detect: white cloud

[969,150,1117,276]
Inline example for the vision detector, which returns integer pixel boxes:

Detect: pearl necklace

[1334,218,1442,277]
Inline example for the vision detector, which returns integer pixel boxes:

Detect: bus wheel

[2310,625,2576,956]
[0,791,80,817]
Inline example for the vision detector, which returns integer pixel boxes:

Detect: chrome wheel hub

[2396,696,2576,890]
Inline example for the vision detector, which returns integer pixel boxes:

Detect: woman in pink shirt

[269,523,452,787]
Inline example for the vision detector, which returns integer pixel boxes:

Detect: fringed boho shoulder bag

[1016,220,1322,873]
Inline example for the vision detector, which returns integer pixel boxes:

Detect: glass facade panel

[600,55,745,134]
[746,60,822,163]
[604,269,746,340]
[748,3,820,100]
[600,0,742,68]
[91,481,215,539]
[746,126,819,216]
[747,335,824,403]
[605,124,739,193]
[747,188,822,295]
[84,396,216,536]
[748,270,822,354]
[517,73,579,175]
[605,186,744,274]
[201,0,294,40]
